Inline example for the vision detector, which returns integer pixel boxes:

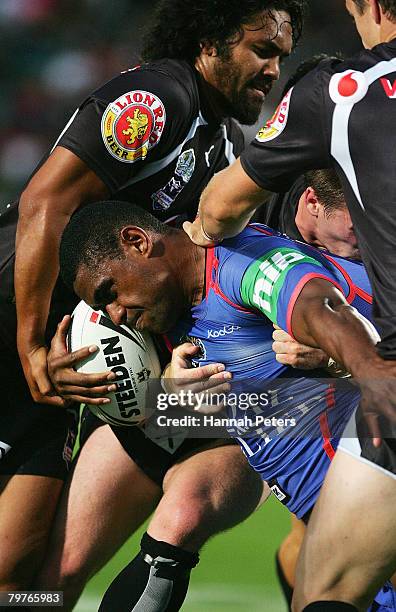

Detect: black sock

[303,603,358,611]
[275,550,293,611]
[98,532,199,612]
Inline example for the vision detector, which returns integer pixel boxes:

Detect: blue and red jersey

[169,224,373,519]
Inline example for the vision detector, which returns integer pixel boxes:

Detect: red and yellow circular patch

[101,90,166,163]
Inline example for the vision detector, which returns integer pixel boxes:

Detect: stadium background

[0,1,361,610]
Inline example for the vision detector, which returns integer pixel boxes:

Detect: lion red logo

[101,90,166,163]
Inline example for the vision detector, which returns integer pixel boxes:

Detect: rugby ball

[67,300,161,426]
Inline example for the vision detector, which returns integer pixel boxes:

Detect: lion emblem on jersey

[101,89,166,163]
[122,109,150,145]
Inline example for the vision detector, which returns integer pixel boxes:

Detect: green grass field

[75,496,290,611]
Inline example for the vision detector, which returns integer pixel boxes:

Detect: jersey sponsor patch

[180,334,206,364]
[151,148,196,211]
[329,70,368,105]
[240,247,322,323]
[255,88,293,142]
[207,324,241,339]
[380,77,396,99]
[101,90,166,163]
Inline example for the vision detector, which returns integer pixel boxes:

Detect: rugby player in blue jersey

[185,2,396,608]
[57,199,396,612]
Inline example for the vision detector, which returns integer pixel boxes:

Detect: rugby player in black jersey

[185,1,396,610]
[0,0,305,608]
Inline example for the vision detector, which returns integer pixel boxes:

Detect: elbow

[19,186,47,220]
[330,301,355,318]
[16,187,65,250]
[18,185,59,228]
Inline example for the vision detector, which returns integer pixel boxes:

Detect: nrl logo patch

[256,87,293,143]
[152,148,196,211]
[101,90,166,163]
[175,148,195,183]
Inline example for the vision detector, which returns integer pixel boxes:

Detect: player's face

[317,206,360,259]
[213,10,293,124]
[345,0,380,48]
[74,259,184,335]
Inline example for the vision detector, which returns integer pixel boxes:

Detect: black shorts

[0,271,79,479]
[338,405,396,478]
[80,407,235,487]
[0,409,78,479]
[0,354,79,479]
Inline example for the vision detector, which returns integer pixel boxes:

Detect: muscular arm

[16,146,109,403]
[291,278,396,430]
[290,278,380,376]
[184,159,269,245]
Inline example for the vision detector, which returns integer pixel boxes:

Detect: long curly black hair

[141,0,306,63]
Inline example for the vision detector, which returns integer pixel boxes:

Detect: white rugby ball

[67,300,162,426]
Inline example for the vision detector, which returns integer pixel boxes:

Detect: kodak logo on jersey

[101,90,166,163]
[255,88,293,143]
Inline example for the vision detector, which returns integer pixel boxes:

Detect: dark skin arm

[291,278,396,442]
[16,146,110,405]
[48,321,232,405]
[25,151,232,407]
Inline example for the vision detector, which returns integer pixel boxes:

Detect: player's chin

[335,245,361,260]
[348,249,361,260]
[234,94,264,125]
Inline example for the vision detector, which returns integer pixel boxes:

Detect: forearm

[15,201,72,349]
[293,297,380,378]
[199,159,269,240]
[288,275,396,435]
[15,147,109,352]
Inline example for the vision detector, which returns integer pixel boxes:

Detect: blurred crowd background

[0,0,361,206]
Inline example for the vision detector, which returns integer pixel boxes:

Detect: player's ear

[120,226,153,258]
[368,0,381,24]
[199,40,218,57]
[304,187,320,217]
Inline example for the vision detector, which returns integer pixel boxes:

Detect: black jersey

[56,58,244,224]
[0,58,244,323]
[240,43,396,358]
[253,175,306,240]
